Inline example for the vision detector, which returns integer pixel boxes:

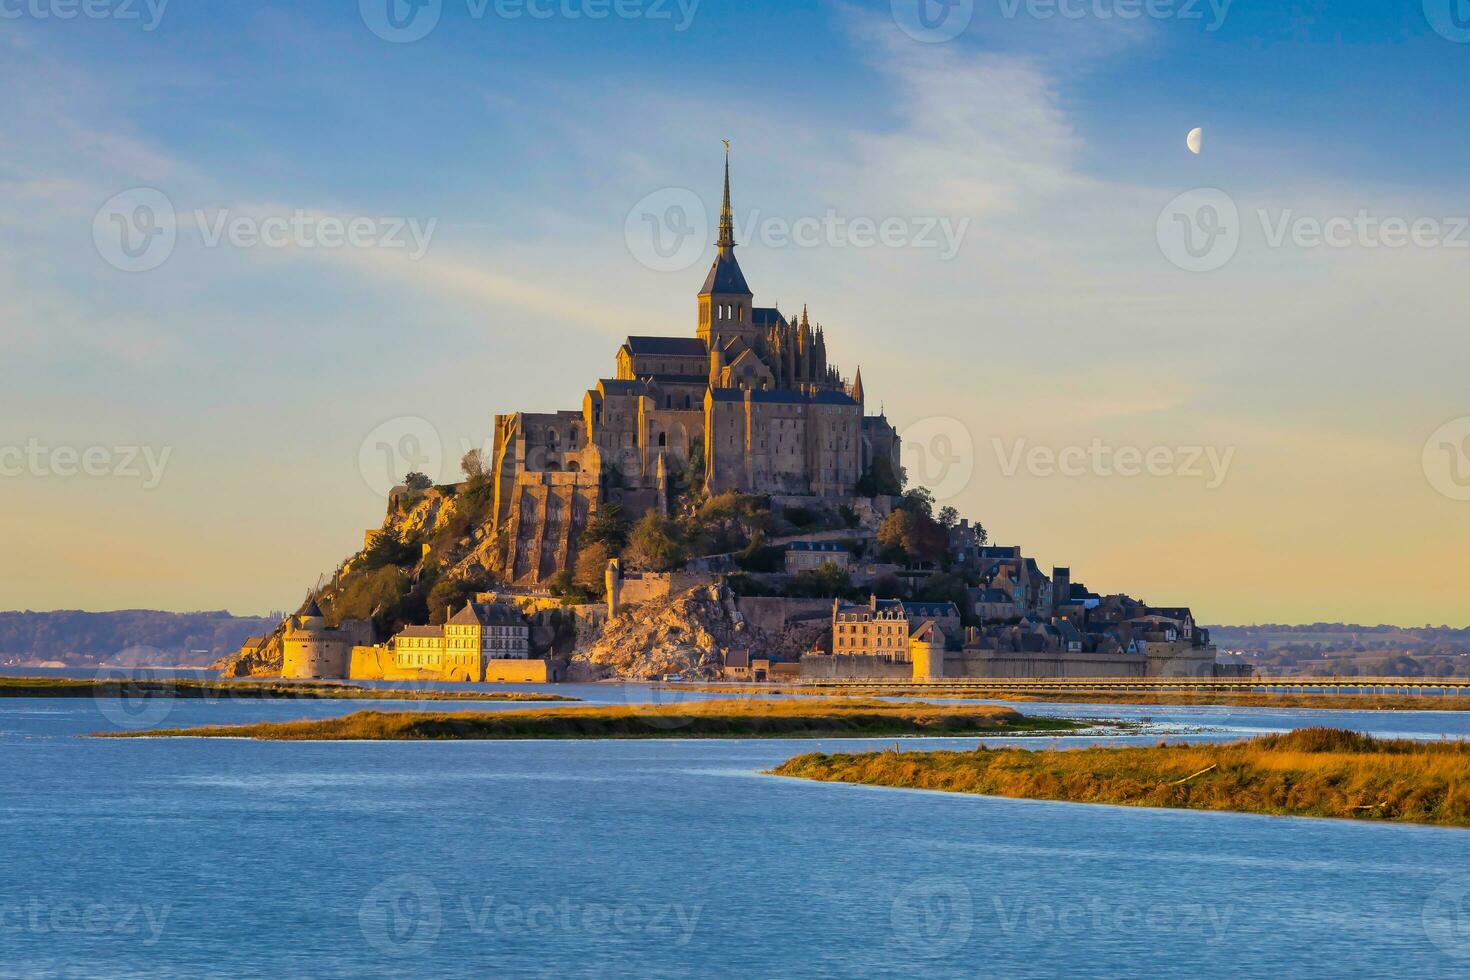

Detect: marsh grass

[98,699,1083,741]
[771,728,1470,826]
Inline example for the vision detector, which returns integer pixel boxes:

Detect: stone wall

[799,653,911,681]
[733,597,833,636]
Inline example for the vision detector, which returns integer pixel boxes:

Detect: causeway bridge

[773,677,1470,696]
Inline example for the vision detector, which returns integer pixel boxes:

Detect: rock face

[574,585,756,681]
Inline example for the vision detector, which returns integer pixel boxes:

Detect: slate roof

[810,390,858,406]
[448,602,526,628]
[700,251,752,296]
[301,597,324,618]
[752,307,786,326]
[624,336,708,357]
[598,379,647,397]
[397,626,442,638]
[902,601,961,619]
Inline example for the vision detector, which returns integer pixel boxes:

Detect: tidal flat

[771,728,1470,827]
[98,699,1088,741]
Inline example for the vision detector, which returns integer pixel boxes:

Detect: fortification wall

[734,597,833,636]
[945,650,1148,679]
[799,654,911,681]
[617,570,718,607]
[484,660,551,683]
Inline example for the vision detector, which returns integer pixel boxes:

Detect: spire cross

[718,139,736,251]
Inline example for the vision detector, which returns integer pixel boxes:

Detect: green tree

[856,456,905,497]
[791,561,852,598]
[627,512,688,571]
[573,542,611,599]
[403,471,434,492]
[582,503,631,552]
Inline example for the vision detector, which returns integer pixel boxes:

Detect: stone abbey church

[488,156,902,585]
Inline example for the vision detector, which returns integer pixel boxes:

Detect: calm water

[3,686,1470,977]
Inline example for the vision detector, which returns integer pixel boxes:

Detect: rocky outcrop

[573,585,756,680]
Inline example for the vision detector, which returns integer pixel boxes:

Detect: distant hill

[0,610,281,668]
[1207,624,1470,678]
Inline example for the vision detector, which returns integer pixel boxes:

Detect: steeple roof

[700,142,752,298]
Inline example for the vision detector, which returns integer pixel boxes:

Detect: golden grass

[0,676,577,702]
[771,728,1470,827]
[97,698,1084,741]
[674,683,1470,712]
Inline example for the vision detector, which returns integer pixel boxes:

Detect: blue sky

[3,0,1468,623]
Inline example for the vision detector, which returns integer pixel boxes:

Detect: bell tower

[697,142,755,346]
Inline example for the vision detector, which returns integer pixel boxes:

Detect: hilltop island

[215,154,1234,691]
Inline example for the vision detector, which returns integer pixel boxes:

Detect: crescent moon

[1187,127,1204,155]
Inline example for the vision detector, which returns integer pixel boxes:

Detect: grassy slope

[0,677,577,702]
[99,699,1084,741]
[772,728,1470,827]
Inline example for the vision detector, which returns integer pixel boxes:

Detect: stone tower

[697,143,754,346]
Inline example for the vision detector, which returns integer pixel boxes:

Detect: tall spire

[717,139,736,252]
[852,366,865,408]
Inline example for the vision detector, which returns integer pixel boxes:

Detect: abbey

[488,154,901,585]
